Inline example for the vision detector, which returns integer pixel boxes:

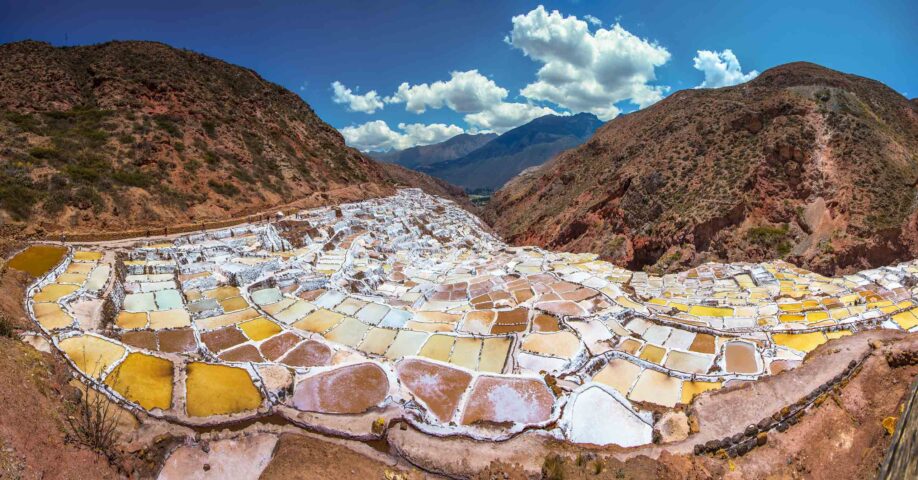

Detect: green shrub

[112,168,150,187]
[747,223,793,257]
[201,120,217,137]
[28,146,60,161]
[153,114,181,137]
[207,180,240,197]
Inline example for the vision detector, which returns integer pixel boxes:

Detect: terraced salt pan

[566,384,652,447]
[20,189,918,444]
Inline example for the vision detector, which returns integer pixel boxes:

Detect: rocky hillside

[0,40,464,234]
[486,63,918,275]
[420,113,603,191]
[371,132,497,170]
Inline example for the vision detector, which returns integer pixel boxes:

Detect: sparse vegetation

[542,454,565,480]
[65,377,121,462]
[208,179,241,197]
[747,223,793,257]
[0,312,13,337]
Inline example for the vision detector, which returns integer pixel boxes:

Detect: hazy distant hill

[420,112,604,191]
[486,62,918,275]
[0,40,466,233]
[371,133,497,170]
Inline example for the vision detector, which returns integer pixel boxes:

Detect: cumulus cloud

[385,69,560,132]
[385,70,508,114]
[583,15,602,27]
[331,81,385,114]
[464,102,562,132]
[339,120,464,152]
[692,49,758,88]
[506,5,671,120]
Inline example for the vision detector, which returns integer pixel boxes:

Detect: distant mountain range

[371,133,497,170]
[374,113,604,191]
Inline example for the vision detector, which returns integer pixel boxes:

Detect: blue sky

[2,0,915,151]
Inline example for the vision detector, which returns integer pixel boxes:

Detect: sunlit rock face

[21,189,918,444]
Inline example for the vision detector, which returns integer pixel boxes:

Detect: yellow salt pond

[6,245,67,277]
[59,335,127,379]
[104,352,173,410]
[149,309,191,329]
[292,309,344,334]
[33,283,80,302]
[681,380,722,404]
[478,337,511,373]
[116,311,149,329]
[771,331,828,353]
[33,303,73,330]
[73,251,103,262]
[419,334,455,362]
[185,362,262,417]
[240,317,283,341]
[593,359,642,396]
[892,308,918,330]
[219,296,250,312]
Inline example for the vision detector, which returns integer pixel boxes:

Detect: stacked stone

[694,357,864,458]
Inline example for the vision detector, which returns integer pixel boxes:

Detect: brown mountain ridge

[0,40,466,235]
[485,62,918,275]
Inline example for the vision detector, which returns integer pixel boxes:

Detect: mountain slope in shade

[371,132,497,169]
[0,40,466,233]
[420,112,604,191]
[486,62,918,275]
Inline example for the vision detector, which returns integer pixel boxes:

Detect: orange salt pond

[7,245,67,277]
[397,358,472,422]
[291,362,388,414]
[185,363,262,417]
[59,335,127,379]
[461,376,554,425]
[104,352,173,410]
[724,341,760,374]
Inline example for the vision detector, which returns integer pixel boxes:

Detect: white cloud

[692,49,759,88]
[464,102,562,132]
[339,120,464,152]
[385,70,508,114]
[506,6,671,120]
[583,14,602,27]
[384,69,561,133]
[331,81,385,114]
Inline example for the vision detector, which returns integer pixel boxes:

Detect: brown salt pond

[724,341,760,374]
[6,245,67,277]
[185,362,263,417]
[397,358,472,422]
[277,340,332,367]
[291,362,388,414]
[461,376,554,425]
